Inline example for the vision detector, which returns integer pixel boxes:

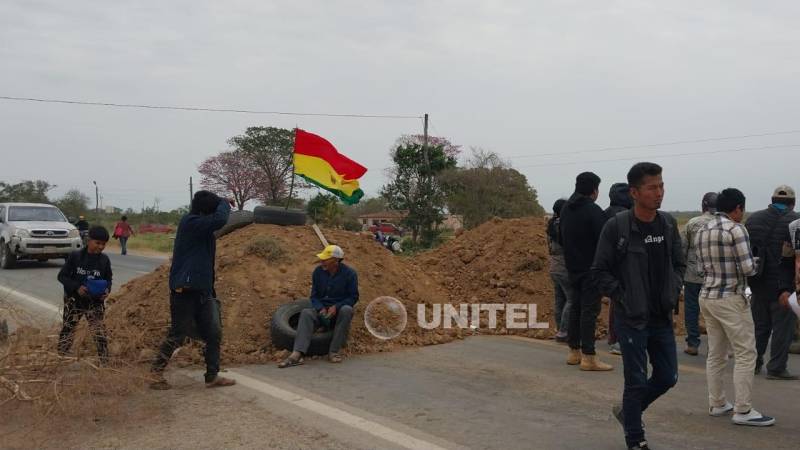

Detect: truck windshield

[8,206,66,222]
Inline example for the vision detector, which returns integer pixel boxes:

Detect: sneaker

[684,346,698,356]
[612,403,645,429]
[609,343,622,355]
[628,441,650,450]
[765,370,799,380]
[555,332,568,343]
[709,402,733,417]
[732,409,775,427]
[149,375,171,390]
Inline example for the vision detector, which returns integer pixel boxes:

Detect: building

[357,210,464,231]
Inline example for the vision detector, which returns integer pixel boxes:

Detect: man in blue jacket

[151,191,235,389]
[279,244,359,367]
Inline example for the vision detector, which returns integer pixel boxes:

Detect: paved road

[0,252,165,325]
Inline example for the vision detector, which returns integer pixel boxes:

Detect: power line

[0,95,422,119]
[518,143,800,169]
[510,129,800,159]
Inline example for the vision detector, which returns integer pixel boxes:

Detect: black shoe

[765,370,799,380]
[613,404,645,429]
[754,360,763,375]
[629,441,650,450]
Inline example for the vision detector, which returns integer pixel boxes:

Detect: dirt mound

[106,224,461,365]
[416,217,560,338]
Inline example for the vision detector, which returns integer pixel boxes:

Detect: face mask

[772,203,788,211]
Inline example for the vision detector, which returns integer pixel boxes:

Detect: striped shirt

[696,213,757,299]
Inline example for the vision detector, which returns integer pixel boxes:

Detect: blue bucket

[86,279,109,297]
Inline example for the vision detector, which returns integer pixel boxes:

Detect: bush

[246,237,286,262]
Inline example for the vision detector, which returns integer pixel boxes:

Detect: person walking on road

[150,191,236,390]
[682,192,719,356]
[696,188,775,427]
[279,245,359,367]
[604,182,633,356]
[547,198,573,343]
[592,162,684,450]
[560,171,613,371]
[57,226,113,363]
[113,215,135,255]
[744,185,799,380]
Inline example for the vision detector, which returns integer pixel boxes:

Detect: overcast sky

[2,1,799,212]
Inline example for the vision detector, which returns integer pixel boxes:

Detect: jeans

[58,295,108,360]
[616,318,678,447]
[152,290,222,383]
[550,272,574,334]
[683,282,702,349]
[293,306,354,354]
[751,285,797,373]
[119,236,128,255]
[567,271,602,355]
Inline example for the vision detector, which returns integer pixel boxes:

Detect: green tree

[440,148,544,229]
[0,180,55,203]
[54,189,91,219]
[229,127,296,205]
[307,193,344,227]
[381,141,458,245]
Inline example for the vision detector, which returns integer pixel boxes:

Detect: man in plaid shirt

[696,188,774,426]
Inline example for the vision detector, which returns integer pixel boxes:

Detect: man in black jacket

[605,182,633,355]
[744,185,799,380]
[57,226,113,362]
[151,191,236,389]
[560,171,613,371]
[592,163,684,450]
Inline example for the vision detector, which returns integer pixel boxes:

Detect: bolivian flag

[293,129,367,204]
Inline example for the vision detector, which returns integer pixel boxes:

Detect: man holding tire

[279,245,359,367]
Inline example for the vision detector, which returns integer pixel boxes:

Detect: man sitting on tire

[279,244,359,367]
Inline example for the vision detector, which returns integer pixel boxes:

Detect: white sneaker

[709,402,733,417]
[732,409,775,427]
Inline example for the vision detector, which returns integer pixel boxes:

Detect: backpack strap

[614,210,631,258]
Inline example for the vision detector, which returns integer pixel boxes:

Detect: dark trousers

[58,295,108,360]
[152,290,222,383]
[683,282,702,349]
[567,271,602,354]
[616,319,678,447]
[119,236,129,255]
[751,285,797,373]
[550,272,573,334]
[293,306,354,354]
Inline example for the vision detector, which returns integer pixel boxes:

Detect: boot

[580,353,613,371]
[567,348,581,365]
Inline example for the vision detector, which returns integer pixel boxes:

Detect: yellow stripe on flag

[293,153,361,197]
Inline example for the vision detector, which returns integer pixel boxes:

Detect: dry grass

[245,236,287,262]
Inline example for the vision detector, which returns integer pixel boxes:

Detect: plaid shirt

[696,213,757,299]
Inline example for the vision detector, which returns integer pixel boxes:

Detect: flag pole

[286,127,297,210]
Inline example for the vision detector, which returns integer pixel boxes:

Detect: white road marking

[0,284,61,316]
[218,369,451,450]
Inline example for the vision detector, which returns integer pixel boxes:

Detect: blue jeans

[616,318,678,447]
[683,282,702,348]
[550,272,573,333]
[119,236,129,255]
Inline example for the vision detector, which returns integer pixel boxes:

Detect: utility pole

[92,180,98,214]
[189,176,193,205]
[422,113,430,171]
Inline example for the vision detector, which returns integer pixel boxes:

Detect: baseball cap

[316,244,344,260]
[772,185,796,200]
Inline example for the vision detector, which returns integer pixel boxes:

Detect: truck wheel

[215,210,254,238]
[254,206,307,226]
[0,242,17,269]
[270,299,333,356]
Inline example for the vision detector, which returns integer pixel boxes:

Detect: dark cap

[701,192,718,212]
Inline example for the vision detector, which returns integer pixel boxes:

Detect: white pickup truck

[0,202,82,269]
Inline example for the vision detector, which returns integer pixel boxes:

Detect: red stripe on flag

[294,129,367,180]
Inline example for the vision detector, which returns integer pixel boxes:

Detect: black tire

[215,210,254,238]
[254,206,307,226]
[0,242,16,270]
[270,299,333,356]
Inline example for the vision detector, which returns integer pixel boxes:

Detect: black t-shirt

[636,215,668,326]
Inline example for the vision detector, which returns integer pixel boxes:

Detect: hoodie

[604,183,632,219]
[559,192,608,274]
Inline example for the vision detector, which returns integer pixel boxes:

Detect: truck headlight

[68,229,80,238]
[13,229,30,238]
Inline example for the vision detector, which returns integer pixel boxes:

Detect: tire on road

[254,206,307,226]
[0,241,17,270]
[270,299,333,356]
[215,210,254,238]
